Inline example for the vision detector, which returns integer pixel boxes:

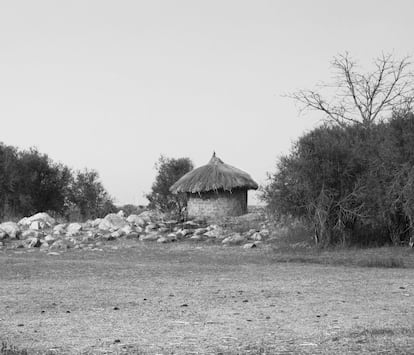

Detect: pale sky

[1,0,413,205]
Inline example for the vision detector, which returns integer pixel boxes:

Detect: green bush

[263,112,414,247]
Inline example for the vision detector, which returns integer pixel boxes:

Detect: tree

[262,112,414,247]
[290,53,414,127]
[146,156,193,214]
[15,148,72,216]
[67,169,116,220]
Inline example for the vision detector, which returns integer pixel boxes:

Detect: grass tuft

[0,341,28,355]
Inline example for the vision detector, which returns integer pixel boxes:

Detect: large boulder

[21,229,40,239]
[98,213,127,231]
[126,214,146,227]
[53,224,66,235]
[26,237,42,248]
[66,223,82,236]
[0,222,20,239]
[19,212,56,228]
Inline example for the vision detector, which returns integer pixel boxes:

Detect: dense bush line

[0,144,115,221]
[263,112,414,247]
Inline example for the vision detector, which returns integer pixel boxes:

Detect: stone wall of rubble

[0,210,271,255]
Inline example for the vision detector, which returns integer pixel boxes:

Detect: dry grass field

[1,242,414,354]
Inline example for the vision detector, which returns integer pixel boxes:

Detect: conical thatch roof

[170,153,258,194]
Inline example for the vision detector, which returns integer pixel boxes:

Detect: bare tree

[290,53,414,127]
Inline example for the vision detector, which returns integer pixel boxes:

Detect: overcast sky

[1,0,413,205]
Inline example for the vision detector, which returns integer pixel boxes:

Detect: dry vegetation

[1,239,413,355]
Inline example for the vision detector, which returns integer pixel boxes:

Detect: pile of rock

[0,210,272,253]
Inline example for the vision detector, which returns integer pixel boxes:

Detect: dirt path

[0,244,413,354]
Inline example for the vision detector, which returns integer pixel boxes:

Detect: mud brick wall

[187,189,248,219]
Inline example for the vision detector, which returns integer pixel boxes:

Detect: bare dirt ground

[0,242,413,354]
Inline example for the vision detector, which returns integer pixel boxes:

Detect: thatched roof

[170,153,258,194]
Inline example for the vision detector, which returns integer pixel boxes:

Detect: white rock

[19,212,55,227]
[242,242,257,249]
[259,229,270,238]
[251,232,262,241]
[194,227,209,236]
[0,222,20,239]
[204,227,225,238]
[157,236,169,243]
[190,235,202,240]
[44,235,55,243]
[49,240,69,251]
[139,233,159,241]
[47,252,61,256]
[27,237,41,248]
[126,214,146,227]
[117,210,125,218]
[222,233,245,245]
[53,224,66,235]
[29,221,45,230]
[21,229,39,239]
[99,213,127,231]
[91,218,102,227]
[66,223,82,236]
[120,225,133,235]
[110,231,122,238]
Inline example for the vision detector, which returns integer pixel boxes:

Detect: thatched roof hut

[170,153,258,218]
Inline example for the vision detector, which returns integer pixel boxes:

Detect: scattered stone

[19,212,55,228]
[0,222,20,239]
[157,236,169,243]
[259,229,270,238]
[29,221,44,230]
[66,223,82,236]
[177,229,193,238]
[53,224,66,235]
[40,242,49,251]
[44,235,55,243]
[204,227,225,238]
[126,232,139,239]
[117,210,125,218]
[145,223,158,233]
[49,240,69,251]
[110,231,122,239]
[194,227,208,236]
[242,242,257,249]
[222,233,245,245]
[120,225,133,236]
[190,235,202,240]
[140,233,159,241]
[27,237,41,248]
[47,252,61,256]
[251,232,262,241]
[91,218,102,227]
[182,221,200,229]
[99,213,128,231]
[102,234,115,241]
[126,214,146,227]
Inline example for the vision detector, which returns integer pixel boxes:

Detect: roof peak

[208,152,224,165]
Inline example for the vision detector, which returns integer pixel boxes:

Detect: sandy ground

[0,243,413,354]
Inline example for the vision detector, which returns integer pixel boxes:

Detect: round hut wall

[187,188,248,218]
